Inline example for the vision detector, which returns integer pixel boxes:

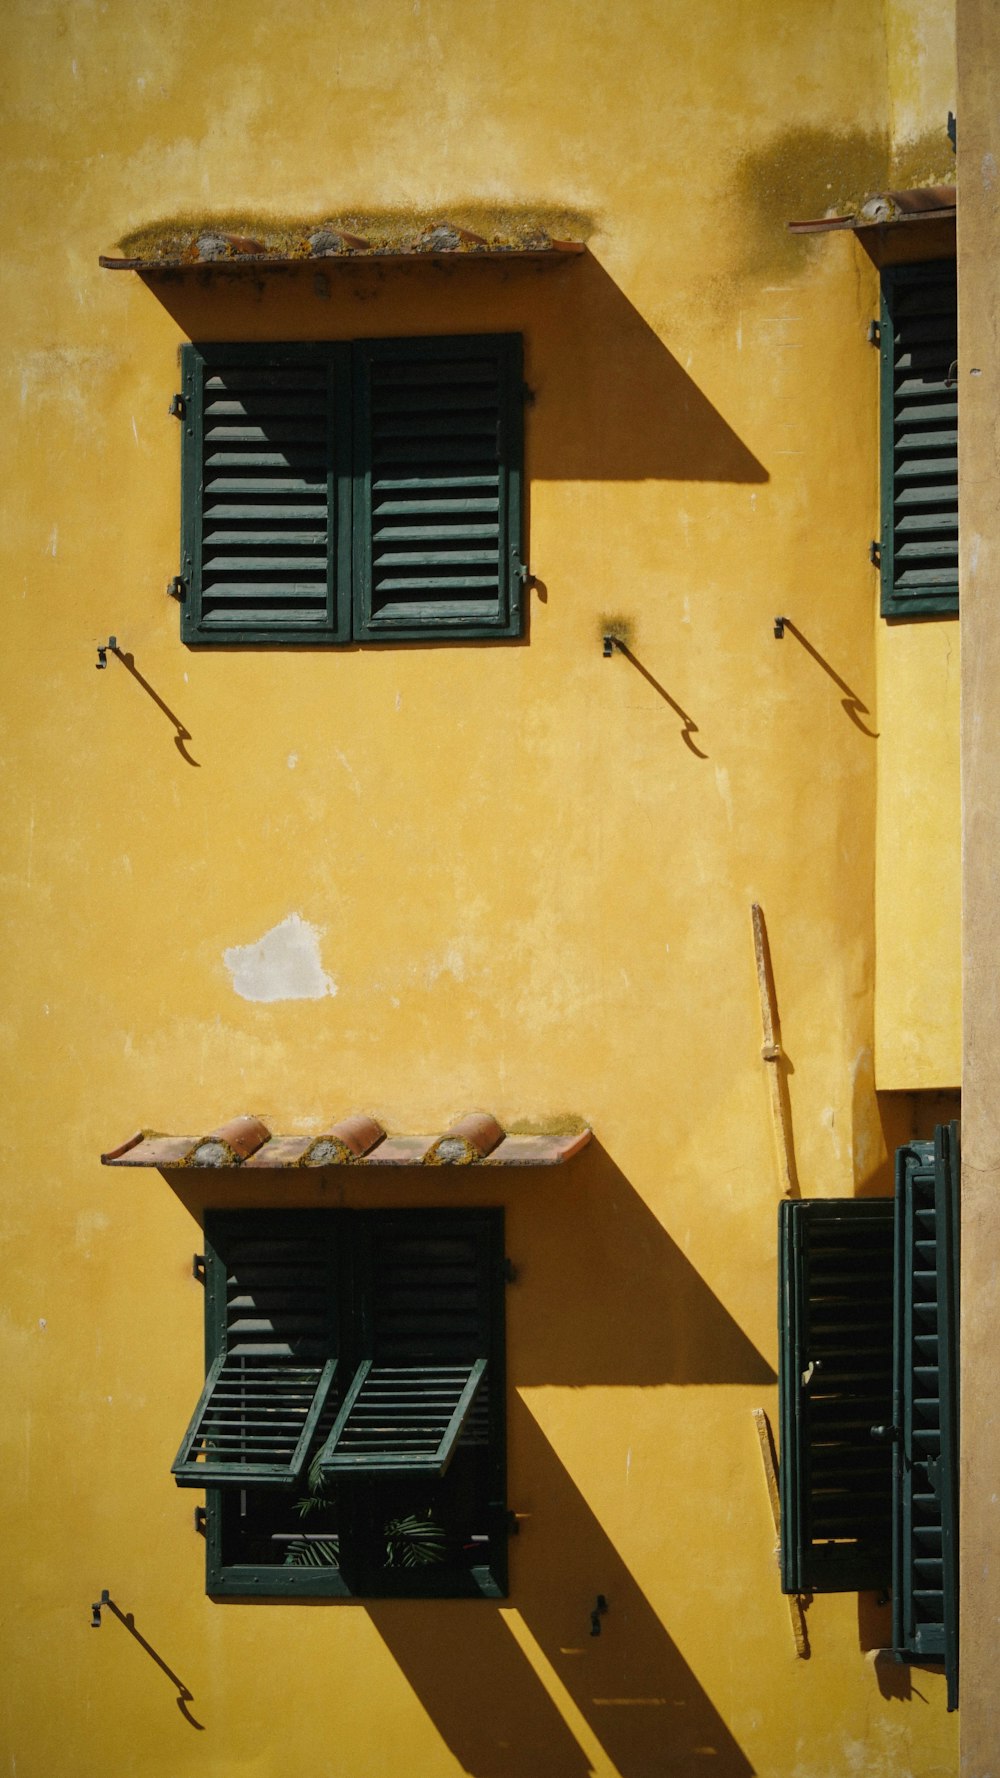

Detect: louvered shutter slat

[880,264,958,618]
[174,1218,338,1488]
[354,336,524,641]
[779,1199,895,1593]
[891,1125,960,1711]
[181,344,351,646]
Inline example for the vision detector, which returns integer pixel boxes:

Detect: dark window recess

[179,335,524,646]
[778,1122,960,1712]
[880,262,958,619]
[183,1209,507,1600]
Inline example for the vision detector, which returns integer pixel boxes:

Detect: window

[879,262,958,619]
[174,1208,507,1598]
[778,1123,959,1709]
[178,334,525,646]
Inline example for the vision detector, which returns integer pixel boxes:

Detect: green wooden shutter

[318,1211,497,1477]
[880,262,958,619]
[891,1125,960,1710]
[778,1198,895,1593]
[180,343,352,646]
[351,335,524,642]
[173,1213,339,1488]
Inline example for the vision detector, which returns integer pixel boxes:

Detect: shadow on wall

[166,1138,772,1772]
[134,251,768,488]
[368,1400,754,1778]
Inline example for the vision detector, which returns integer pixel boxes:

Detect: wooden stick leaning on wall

[751,902,799,1198]
[752,1407,809,1659]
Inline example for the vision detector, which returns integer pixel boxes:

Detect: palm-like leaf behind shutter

[880,263,958,618]
[353,335,524,641]
[181,343,351,646]
[173,1217,338,1487]
[779,1198,895,1593]
[318,1219,490,1475]
[892,1124,960,1710]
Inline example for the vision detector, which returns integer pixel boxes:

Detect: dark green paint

[180,337,524,648]
[892,1125,960,1710]
[880,263,959,620]
[196,1208,507,1600]
[778,1198,895,1593]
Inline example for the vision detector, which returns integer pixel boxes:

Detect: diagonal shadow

[369,1398,755,1778]
[103,1595,205,1730]
[131,250,767,487]
[164,1138,775,1389]
[507,1139,775,1388]
[613,640,708,758]
[780,621,878,738]
[110,645,201,765]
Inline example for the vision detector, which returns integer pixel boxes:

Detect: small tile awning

[102,1112,591,1169]
[99,216,586,274]
[789,184,955,235]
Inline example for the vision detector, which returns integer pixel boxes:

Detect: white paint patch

[223,913,337,1003]
[395,691,402,711]
[983,151,997,194]
[183,672,189,683]
[38,1319,46,1332]
[714,764,734,829]
[626,1446,632,1482]
[48,526,58,557]
[131,415,139,445]
[287,752,298,769]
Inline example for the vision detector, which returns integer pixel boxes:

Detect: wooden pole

[752,1407,809,1658]
[751,903,798,1197]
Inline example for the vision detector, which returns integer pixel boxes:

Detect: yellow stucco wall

[1,2,960,1775]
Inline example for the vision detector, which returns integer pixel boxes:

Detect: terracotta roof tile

[102,1114,590,1169]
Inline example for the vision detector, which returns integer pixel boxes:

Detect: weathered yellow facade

[2,3,964,1774]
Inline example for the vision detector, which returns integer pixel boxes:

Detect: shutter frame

[180,341,353,647]
[880,261,959,620]
[779,1197,895,1593]
[351,334,524,642]
[175,1211,339,1489]
[891,1124,960,1709]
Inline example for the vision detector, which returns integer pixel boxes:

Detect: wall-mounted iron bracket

[192,1254,206,1284]
[169,393,185,419]
[867,319,881,348]
[603,634,625,658]
[91,1588,110,1627]
[194,1506,207,1536]
[168,577,187,602]
[96,636,118,669]
[590,1594,609,1636]
[773,616,788,640]
[869,540,881,567]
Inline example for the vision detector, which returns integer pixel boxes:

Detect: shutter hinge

[169,576,187,603]
[870,1423,899,1444]
[194,1506,207,1536]
[193,1253,206,1283]
[869,539,881,567]
[503,1257,518,1283]
[515,561,535,588]
[867,319,880,348]
[169,393,186,419]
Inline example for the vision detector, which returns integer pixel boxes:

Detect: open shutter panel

[880,263,958,618]
[180,342,351,646]
[352,335,524,641]
[318,1216,492,1476]
[779,1198,895,1593]
[173,1216,338,1488]
[891,1125,960,1710]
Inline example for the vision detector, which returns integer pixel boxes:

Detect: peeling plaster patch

[48,526,57,557]
[131,415,139,445]
[223,913,337,1003]
[983,152,997,194]
[287,752,298,769]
